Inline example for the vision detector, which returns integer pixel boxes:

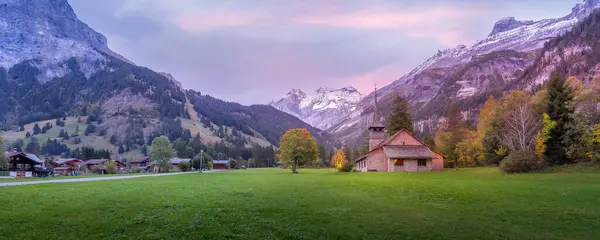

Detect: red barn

[212,160,229,170]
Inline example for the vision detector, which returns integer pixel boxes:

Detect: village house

[81,159,126,174]
[130,157,150,171]
[4,152,52,177]
[170,158,191,171]
[355,95,444,172]
[49,158,83,176]
[212,160,229,170]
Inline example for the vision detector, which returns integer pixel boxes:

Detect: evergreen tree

[25,137,40,154]
[423,134,436,149]
[58,129,65,138]
[141,145,148,156]
[63,132,70,140]
[110,134,118,145]
[387,95,414,135]
[118,145,125,154]
[0,136,8,169]
[544,73,574,165]
[19,125,25,131]
[25,132,31,138]
[33,123,41,135]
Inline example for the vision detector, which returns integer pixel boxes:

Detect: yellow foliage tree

[477,96,497,137]
[279,128,319,173]
[594,124,600,144]
[536,113,557,160]
[455,130,484,167]
[331,149,347,170]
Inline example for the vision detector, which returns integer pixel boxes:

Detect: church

[355,95,444,172]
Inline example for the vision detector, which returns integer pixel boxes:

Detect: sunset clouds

[69,0,580,104]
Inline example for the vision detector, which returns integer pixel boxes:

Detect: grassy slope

[0,117,142,160]
[1,168,599,239]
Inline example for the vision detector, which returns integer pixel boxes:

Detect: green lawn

[1,168,599,239]
[0,172,158,183]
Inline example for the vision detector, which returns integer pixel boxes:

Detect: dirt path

[0,172,195,187]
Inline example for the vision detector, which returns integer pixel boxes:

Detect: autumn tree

[279,128,319,173]
[477,96,497,137]
[536,113,556,161]
[497,91,541,152]
[331,149,346,170]
[150,136,174,172]
[435,104,469,167]
[455,131,484,167]
[545,73,574,165]
[387,94,414,135]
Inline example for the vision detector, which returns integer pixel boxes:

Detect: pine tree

[387,95,414,135]
[544,73,574,165]
[26,132,31,138]
[118,145,125,154]
[33,123,41,135]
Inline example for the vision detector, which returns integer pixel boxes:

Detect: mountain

[330,0,600,145]
[0,0,332,156]
[270,87,363,130]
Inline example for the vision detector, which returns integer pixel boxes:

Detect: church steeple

[369,86,385,129]
[368,85,385,151]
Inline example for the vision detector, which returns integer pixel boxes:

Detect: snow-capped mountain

[330,0,600,145]
[0,0,130,81]
[379,0,600,99]
[270,87,363,130]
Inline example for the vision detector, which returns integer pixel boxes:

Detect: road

[0,172,195,187]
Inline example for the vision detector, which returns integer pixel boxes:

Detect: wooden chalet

[130,157,150,170]
[82,159,126,173]
[49,158,84,176]
[5,152,52,178]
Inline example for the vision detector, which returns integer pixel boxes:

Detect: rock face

[0,0,129,80]
[270,87,363,130]
[329,0,600,145]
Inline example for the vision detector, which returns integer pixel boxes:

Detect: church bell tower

[368,86,385,151]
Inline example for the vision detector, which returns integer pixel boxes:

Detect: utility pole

[200,150,204,172]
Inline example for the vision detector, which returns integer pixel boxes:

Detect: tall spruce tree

[387,95,414,135]
[544,73,574,165]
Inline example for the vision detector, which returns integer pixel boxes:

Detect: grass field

[1,168,599,239]
[0,172,158,183]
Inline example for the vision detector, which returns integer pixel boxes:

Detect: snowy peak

[300,86,362,110]
[571,0,600,18]
[490,17,534,36]
[270,87,363,130]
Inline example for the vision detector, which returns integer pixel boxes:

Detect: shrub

[90,165,104,174]
[178,161,191,172]
[135,168,141,173]
[104,161,118,174]
[500,150,541,173]
[338,162,354,172]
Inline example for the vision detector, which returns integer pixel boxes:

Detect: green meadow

[1,168,599,239]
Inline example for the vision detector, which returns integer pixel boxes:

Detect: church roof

[355,129,445,162]
[383,146,434,159]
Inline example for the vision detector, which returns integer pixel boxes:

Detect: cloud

[172,10,258,32]
[298,6,486,46]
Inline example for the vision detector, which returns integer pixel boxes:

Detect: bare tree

[499,91,542,151]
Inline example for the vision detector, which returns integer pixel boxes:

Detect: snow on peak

[270,86,363,130]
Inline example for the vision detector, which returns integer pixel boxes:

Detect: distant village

[2,151,232,178]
